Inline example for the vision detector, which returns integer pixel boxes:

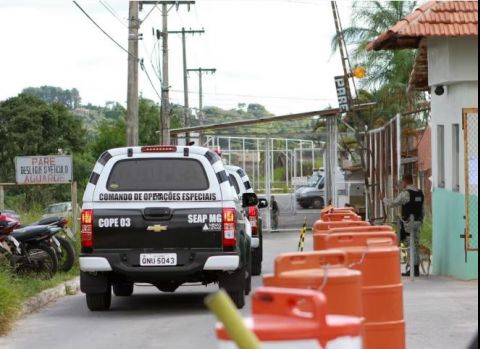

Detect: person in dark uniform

[270,196,279,231]
[383,174,425,277]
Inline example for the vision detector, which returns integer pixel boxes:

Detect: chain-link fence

[464,109,478,251]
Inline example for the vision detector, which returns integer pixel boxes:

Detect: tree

[22,86,82,110]
[247,103,271,118]
[139,98,160,146]
[89,118,126,159]
[0,94,86,181]
[0,94,87,209]
[332,1,424,116]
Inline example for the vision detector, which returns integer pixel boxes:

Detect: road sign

[334,76,350,113]
[15,156,73,185]
[292,177,309,187]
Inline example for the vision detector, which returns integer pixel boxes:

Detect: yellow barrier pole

[205,290,262,349]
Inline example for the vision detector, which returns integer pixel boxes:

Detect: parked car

[42,202,74,219]
[295,168,345,209]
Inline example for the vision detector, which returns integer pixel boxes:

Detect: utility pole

[331,0,374,217]
[187,68,216,125]
[126,1,140,146]
[160,3,170,145]
[140,1,195,145]
[169,28,205,144]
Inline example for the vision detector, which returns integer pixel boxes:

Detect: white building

[369,1,478,280]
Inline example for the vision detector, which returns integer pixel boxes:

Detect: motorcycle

[11,215,76,273]
[28,216,76,272]
[0,215,59,280]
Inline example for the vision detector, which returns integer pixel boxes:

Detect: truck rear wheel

[252,248,262,276]
[219,267,246,309]
[229,289,246,309]
[86,289,112,311]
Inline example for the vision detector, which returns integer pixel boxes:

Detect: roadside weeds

[0,268,80,336]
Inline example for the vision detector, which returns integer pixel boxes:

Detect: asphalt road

[1,224,477,349]
[0,232,310,349]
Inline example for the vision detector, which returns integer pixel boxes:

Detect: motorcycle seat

[11,225,53,242]
[34,216,64,226]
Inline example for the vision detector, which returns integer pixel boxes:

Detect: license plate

[140,254,177,267]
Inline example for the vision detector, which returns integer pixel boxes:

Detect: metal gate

[463,108,478,251]
[365,115,402,222]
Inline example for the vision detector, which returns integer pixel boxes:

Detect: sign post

[0,185,4,211]
[334,75,350,113]
[15,156,73,185]
[14,155,76,234]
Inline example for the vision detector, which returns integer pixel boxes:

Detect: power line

[170,89,336,102]
[141,38,162,82]
[99,0,128,28]
[73,1,138,61]
[140,60,163,100]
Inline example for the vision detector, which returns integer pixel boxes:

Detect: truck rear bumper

[203,256,239,271]
[80,257,112,272]
[80,251,240,276]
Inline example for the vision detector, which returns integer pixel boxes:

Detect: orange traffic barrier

[365,321,405,349]
[320,206,356,220]
[322,212,362,222]
[263,250,364,318]
[323,232,405,349]
[216,287,364,349]
[322,232,400,286]
[313,221,378,251]
[320,205,335,216]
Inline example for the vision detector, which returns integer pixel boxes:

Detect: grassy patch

[0,266,79,336]
[0,225,80,336]
[0,270,21,336]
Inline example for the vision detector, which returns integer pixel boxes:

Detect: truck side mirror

[242,193,259,208]
[257,198,269,209]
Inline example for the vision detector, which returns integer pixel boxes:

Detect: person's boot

[402,266,421,277]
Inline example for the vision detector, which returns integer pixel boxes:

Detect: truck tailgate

[93,208,223,250]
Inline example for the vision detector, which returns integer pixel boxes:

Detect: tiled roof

[368,1,478,51]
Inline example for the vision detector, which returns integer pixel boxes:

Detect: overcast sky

[0,0,354,115]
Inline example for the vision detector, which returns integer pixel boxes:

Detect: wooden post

[71,181,78,236]
[0,185,4,211]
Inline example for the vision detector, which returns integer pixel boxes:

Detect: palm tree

[332,1,424,118]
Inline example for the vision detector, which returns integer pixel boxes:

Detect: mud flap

[81,271,110,294]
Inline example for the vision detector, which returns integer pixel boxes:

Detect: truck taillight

[81,209,94,248]
[248,206,258,236]
[222,208,237,247]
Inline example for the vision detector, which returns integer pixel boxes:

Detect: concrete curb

[21,277,80,316]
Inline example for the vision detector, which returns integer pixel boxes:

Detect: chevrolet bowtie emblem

[147,225,168,233]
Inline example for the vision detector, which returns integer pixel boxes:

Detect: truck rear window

[107,159,209,191]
